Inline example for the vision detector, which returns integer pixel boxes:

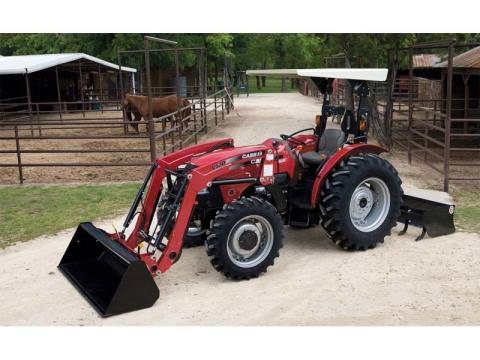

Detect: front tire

[319,154,402,250]
[206,197,283,280]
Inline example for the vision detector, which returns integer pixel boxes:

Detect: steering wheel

[280,133,306,146]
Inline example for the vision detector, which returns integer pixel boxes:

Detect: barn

[0,53,136,112]
[400,47,480,120]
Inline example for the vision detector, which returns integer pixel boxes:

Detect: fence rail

[0,87,233,184]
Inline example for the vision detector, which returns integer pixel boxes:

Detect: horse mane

[124,94,145,110]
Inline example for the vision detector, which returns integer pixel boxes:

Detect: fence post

[221,93,225,121]
[24,71,34,136]
[193,103,198,144]
[162,132,167,155]
[179,112,184,150]
[203,97,208,134]
[98,64,104,114]
[55,66,63,122]
[117,52,128,135]
[36,104,42,137]
[444,42,454,192]
[226,87,232,114]
[144,38,157,162]
[407,47,414,165]
[79,60,85,119]
[214,94,218,126]
[14,126,24,184]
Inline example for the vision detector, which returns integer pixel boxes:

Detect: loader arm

[123,138,234,248]
[122,140,272,275]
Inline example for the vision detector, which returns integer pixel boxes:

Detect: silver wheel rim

[349,177,391,233]
[226,215,274,268]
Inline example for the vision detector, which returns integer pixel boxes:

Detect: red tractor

[59,69,455,316]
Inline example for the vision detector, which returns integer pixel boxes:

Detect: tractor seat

[301,129,346,166]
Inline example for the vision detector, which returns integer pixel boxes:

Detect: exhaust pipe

[58,222,159,317]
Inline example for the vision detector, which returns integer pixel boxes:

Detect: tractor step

[58,222,159,317]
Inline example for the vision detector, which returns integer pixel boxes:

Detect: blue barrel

[169,76,187,98]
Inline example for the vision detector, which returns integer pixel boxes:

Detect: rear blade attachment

[398,187,455,241]
[58,222,159,317]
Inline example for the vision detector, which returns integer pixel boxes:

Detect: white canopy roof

[246,68,388,82]
[0,53,136,75]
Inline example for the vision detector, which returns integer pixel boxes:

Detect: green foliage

[248,77,296,94]
[205,33,234,58]
[0,33,475,74]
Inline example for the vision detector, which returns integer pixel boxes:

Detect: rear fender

[310,143,387,207]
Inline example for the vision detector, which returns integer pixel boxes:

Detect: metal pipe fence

[0,88,233,184]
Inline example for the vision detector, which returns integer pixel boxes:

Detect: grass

[451,190,480,233]
[246,77,297,94]
[0,183,478,250]
[0,183,141,249]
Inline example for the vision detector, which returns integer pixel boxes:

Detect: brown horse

[121,94,191,133]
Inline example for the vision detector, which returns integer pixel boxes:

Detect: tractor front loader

[59,68,455,317]
[59,138,284,316]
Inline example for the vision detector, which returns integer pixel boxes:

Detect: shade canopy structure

[435,46,480,69]
[246,68,388,82]
[0,53,136,75]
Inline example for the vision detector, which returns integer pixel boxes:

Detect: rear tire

[319,154,402,250]
[206,197,283,280]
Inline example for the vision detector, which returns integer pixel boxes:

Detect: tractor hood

[190,144,268,175]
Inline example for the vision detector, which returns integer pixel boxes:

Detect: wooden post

[221,93,225,121]
[144,38,157,161]
[114,68,120,111]
[407,47,414,165]
[14,126,23,184]
[214,94,218,126]
[193,103,197,144]
[203,48,208,134]
[55,66,63,122]
[78,60,85,118]
[117,52,128,134]
[98,64,104,113]
[36,104,42,136]
[462,74,470,130]
[24,71,34,136]
[444,42,454,192]
[174,45,183,149]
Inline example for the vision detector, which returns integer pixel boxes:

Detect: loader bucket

[58,222,159,317]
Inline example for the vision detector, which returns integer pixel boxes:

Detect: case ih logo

[242,151,263,159]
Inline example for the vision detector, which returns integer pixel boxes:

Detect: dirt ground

[1,93,479,325]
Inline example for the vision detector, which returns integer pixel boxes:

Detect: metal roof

[246,68,388,82]
[435,46,480,69]
[0,53,136,75]
[413,54,441,68]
